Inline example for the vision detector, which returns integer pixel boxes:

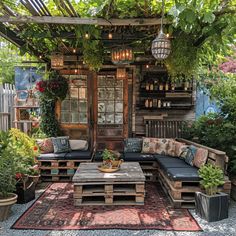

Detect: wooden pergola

[0,0,165,62]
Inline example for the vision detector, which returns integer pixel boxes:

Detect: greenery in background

[0,131,16,197]
[183,113,236,175]
[39,98,61,137]
[199,164,225,196]
[1,0,234,76]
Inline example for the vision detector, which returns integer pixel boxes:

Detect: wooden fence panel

[145,119,188,138]
[0,83,15,131]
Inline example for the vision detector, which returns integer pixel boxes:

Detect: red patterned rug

[12,183,201,231]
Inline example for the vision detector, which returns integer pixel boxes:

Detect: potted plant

[0,132,17,221]
[195,164,229,222]
[102,149,122,168]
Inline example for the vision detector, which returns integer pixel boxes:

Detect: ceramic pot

[0,193,18,221]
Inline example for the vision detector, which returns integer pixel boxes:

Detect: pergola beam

[0,15,166,26]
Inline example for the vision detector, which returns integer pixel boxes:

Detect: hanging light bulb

[108,32,113,39]
[151,0,171,60]
[85,32,89,39]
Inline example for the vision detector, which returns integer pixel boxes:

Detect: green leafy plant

[199,164,225,196]
[101,149,116,161]
[0,131,16,198]
[39,98,61,137]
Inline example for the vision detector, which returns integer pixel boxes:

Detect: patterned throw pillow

[52,136,71,153]
[142,137,159,154]
[174,141,189,157]
[37,138,54,154]
[155,138,170,155]
[124,138,142,153]
[193,148,208,168]
[179,145,197,166]
[166,139,176,156]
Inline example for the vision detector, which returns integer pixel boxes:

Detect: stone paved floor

[1,186,236,236]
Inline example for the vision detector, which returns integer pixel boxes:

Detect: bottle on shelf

[163,101,167,107]
[145,81,150,91]
[167,101,171,107]
[159,82,163,91]
[150,81,154,91]
[149,99,153,108]
[158,99,162,108]
[171,83,175,91]
[145,99,149,108]
[153,99,157,107]
[154,81,158,91]
[165,83,169,91]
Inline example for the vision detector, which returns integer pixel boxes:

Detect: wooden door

[94,71,128,151]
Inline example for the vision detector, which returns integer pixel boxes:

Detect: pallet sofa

[93,138,231,208]
[37,139,95,182]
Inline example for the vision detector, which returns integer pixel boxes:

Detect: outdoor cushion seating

[123,152,156,161]
[38,150,92,160]
[165,167,200,181]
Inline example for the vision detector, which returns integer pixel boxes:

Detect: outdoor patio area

[0,0,236,235]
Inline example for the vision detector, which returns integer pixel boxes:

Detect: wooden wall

[132,66,196,137]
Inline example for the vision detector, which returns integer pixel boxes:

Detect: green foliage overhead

[199,164,225,195]
[0,0,235,76]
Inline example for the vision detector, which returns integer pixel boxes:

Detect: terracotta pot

[0,193,18,221]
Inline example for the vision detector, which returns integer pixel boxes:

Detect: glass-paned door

[97,75,123,125]
[60,75,88,124]
[96,73,127,151]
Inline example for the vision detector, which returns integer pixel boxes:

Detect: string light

[146,64,149,69]
[75,69,78,73]
[85,32,89,39]
[166,33,169,38]
[73,48,76,53]
[108,33,113,39]
[39,55,42,59]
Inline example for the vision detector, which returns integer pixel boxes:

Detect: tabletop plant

[198,164,225,195]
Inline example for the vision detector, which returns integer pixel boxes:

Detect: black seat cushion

[38,150,91,160]
[166,167,200,181]
[124,153,156,161]
[155,155,193,170]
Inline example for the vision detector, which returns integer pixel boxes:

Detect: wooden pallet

[139,161,158,170]
[74,182,145,206]
[143,171,158,182]
[38,159,91,182]
[158,167,231,208]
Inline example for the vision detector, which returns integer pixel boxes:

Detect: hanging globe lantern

[151,29,171,60]
[151,0,171,60]
[111,46,133,65]
[51,52,64,69]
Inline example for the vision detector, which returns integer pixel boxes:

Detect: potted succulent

[195,164,229,222]
[0,132,17,221]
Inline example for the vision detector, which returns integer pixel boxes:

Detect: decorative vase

[195,192,229,222]
[0,193,18,221]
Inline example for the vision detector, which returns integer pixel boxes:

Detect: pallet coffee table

[72,162,145,206]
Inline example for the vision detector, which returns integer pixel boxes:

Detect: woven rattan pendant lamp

[151,0,171,60]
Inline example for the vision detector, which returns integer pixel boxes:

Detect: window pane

[61,100,70,111]
[115,89,123,100]
[115,113,123,124]
[106,101,114,112]
[61,112,70,123]
[79,101,87,112]
[107,88,115,100]
[98,102,105,112]
[106,114,114,124]
[79,113,87,124]
[98,113,105,124]
[79,87,87,99]
[115,102,123,112]
[70,87,78,99]
[98,88,106,100]
[71,113,79,123]
[71,99,78,111]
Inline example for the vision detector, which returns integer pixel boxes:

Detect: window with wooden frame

[60,75,88,124]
